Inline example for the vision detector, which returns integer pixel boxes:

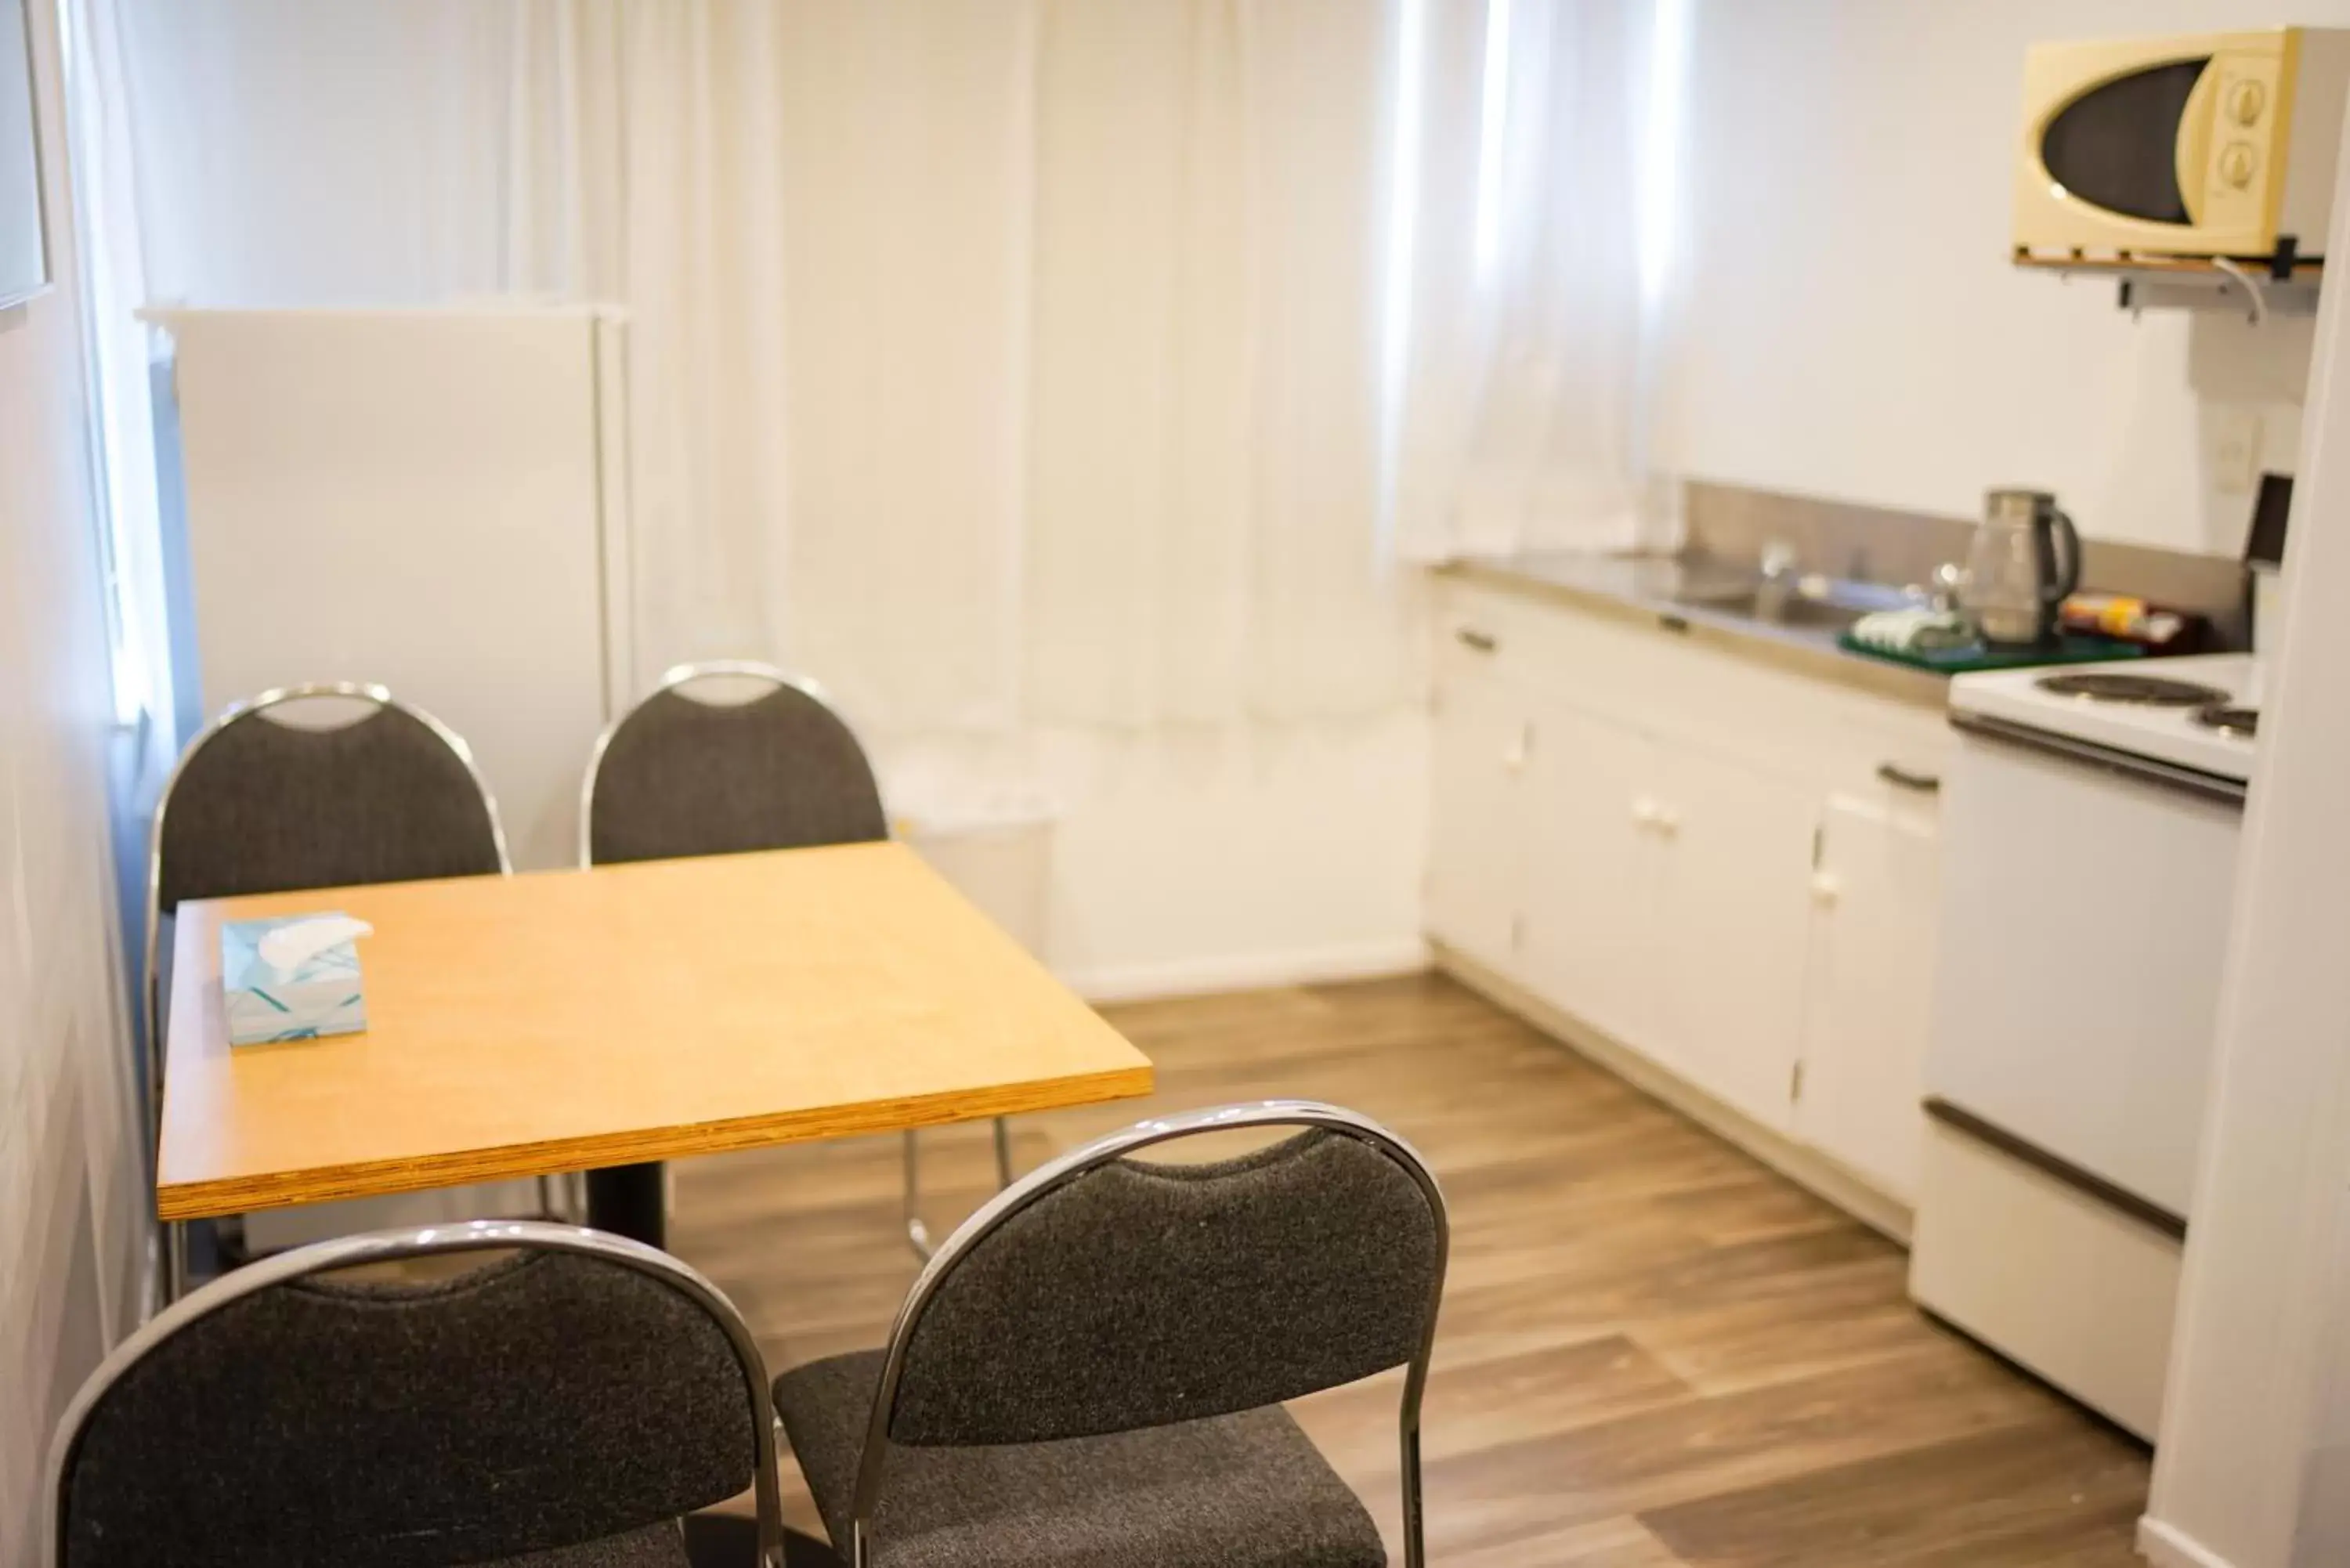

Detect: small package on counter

[2058,592,2208,652]
[220,913,374,1046]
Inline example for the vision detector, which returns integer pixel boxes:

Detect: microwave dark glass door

[2040,59,2210,224]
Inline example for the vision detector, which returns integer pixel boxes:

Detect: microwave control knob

[2221,142,2258,188]
[2228,78,2267,125]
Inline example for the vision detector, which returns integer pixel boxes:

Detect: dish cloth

[1849,608,1976,655]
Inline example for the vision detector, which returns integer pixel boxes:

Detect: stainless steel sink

[1672,585,1865,631]
[1670,573,1925,634]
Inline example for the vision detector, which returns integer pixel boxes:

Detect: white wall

[1663,0,2350,556]
[0,5,144,1563]
[880,713,1431,1002]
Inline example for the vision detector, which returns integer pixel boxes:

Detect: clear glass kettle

[1962,488,2081,645]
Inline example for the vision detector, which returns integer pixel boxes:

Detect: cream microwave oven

[2015,28,2350,265]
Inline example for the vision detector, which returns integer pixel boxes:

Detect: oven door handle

[1948,711,2247,808]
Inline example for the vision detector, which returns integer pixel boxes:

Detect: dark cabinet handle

[1877,761,1941,793]
[1455,627,1499,652]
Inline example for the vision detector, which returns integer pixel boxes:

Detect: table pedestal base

[585,1162,667,1248]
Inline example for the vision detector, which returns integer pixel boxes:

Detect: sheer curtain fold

[1022,0,1249,727]
[771,0,1036,732]
[61,0,168,727]
[1394,0,1682,562]
[1024,0,1412,725]
[606,0,797,685]
[1242,0,1415,718]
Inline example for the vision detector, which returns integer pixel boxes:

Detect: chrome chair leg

[902,1120,1018,1263]
[902,1129,935,1262]
[165,1220,190,1305]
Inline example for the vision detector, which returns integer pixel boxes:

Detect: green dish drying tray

[1837,630,2146,674]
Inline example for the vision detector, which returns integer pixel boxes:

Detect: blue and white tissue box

[220,913,369,1046]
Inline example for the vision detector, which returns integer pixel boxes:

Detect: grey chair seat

[498,1522,690,1568]
[776,1351,1386,1568]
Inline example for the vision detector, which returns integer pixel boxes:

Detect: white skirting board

[2136,1516,2237,1568]
[1066,937,1430,1005]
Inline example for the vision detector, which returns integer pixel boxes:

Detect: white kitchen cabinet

[1650,744,1818,1132]
[1426,667,1531,977]
[1523,706,1662,1053]
[1427,575,1950,1219]
[1522,706,1814,1133]
[1797,794,1942,1200]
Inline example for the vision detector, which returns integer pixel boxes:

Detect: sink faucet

[1759,541,1799,583]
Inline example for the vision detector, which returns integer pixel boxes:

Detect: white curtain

[60,0,169,728]
[1022,0,1248,725]
[766,1,1035,730]
[85,0,1679,729]
[1023,0,1407,724]
[1391,0,1688,561]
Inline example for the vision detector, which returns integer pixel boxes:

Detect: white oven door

[1925,727,2241,1217]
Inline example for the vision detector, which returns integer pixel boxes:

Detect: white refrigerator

[157,304,633,1243]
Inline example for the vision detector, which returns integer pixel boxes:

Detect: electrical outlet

[2212,408,2263,497]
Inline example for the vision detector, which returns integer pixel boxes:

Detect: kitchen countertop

[1437,552,1950,710]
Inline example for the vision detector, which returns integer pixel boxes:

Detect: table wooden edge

[154,1062,1156,1222]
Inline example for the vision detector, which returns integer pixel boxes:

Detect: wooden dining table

[157,841,1154,1248]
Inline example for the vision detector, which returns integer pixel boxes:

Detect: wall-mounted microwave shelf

[2015,254,2321,323]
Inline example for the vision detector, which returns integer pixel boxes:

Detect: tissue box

[220,914,369,1046]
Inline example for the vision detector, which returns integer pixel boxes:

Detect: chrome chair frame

[841,1099,1448,1568]
[580,661,1014,1260]
[45,1219,786,1568]
[143,683,518,1306]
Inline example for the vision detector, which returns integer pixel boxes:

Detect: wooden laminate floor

[671,972,2150,1566]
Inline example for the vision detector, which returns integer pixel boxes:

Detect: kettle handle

[2046,506,2082,605]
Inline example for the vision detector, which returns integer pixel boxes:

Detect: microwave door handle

[2174,60,2222,226]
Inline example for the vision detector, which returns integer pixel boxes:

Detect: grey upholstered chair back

[846,1101,1447,1568]
[46,1222,783,1568]
[871,1103,1444,1447]
[888,1123,1441,1444]
[154,687,508,916]
[583,663,885,866]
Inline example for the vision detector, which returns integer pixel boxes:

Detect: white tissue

[258,915,376,975]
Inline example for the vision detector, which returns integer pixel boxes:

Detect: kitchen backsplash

[1681,480,2253,649]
